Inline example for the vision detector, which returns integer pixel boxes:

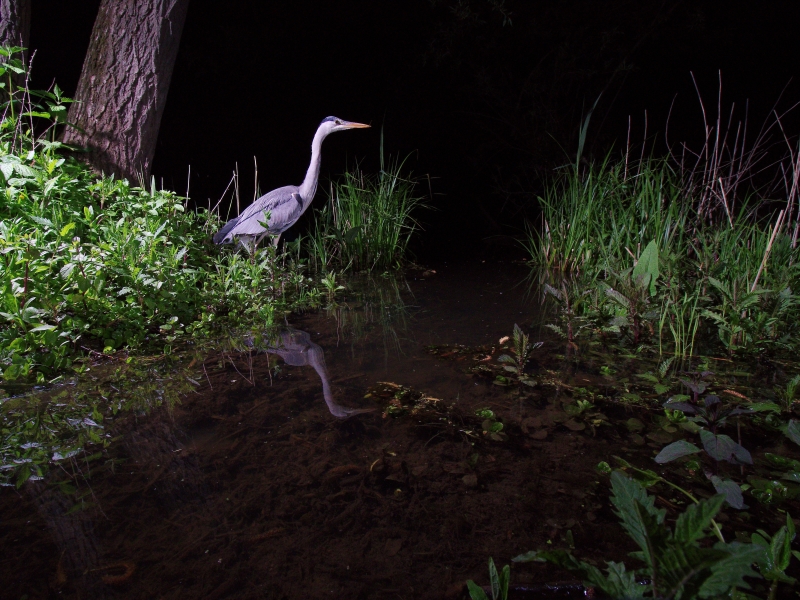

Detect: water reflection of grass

[322,272,415,358]
[0,351,197,487]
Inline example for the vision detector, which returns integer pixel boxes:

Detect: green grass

[525,156,800,359]
[307,148,427,272]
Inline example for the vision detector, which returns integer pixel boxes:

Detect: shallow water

[2,260,800,599]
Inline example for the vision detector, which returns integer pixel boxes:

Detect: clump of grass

[526,155,800,359]
[528,156,689,273]
[307,145,427,272]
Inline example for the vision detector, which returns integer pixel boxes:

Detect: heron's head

[319,116,371,135]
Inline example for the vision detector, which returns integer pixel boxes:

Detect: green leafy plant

[475,408,507,441]
[466,557,510,600]
[747,513,800,600]
[514,470,762,599]
[524,149,800,361]
[702,277,767,353]
[775,374,800,413]
[602,242,662,344]
[320,270,345,301]
[497,323,541,384]
[655,395,754,508]
[542,278,596,346]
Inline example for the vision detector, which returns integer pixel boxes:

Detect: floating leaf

[625,418,644,432]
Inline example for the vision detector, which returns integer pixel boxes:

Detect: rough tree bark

[63,0,190,182]
[0,0,31,92]
[0,0,31,50]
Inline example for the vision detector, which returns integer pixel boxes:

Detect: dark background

[26,0,800,260]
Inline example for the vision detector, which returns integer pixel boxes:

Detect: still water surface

[1,260,798,599]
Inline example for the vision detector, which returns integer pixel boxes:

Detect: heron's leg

[254,231,270,247]
[271,233,281,248]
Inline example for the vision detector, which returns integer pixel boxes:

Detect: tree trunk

[0,0,30,50]
[62,0,189,182]
[0,0,31,93]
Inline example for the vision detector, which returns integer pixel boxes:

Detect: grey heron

[213,116,370,247]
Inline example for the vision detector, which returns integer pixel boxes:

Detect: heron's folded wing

[229,186,301,234]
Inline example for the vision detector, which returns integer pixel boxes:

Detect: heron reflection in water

[258,328,374,418]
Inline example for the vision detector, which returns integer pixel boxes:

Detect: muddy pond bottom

[2,260,799,599]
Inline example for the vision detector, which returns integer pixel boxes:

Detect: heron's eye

[335,119,342,125]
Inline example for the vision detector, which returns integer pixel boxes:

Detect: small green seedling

[475,408,507,441]
[466,557,510,600]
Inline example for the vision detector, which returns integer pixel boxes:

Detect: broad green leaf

[633,239,659,296]
[655,439,702,463]
[498,564,510,600]
[13,163,38,178]
[610,471,665,565]
[787,420,800,446]
[21,111,51,119]
[512,551,542,563]
[657,544,727,598]
[700,430,752,464]
[602,561,645,599]
[605,287,631,308]
[488,558,500,600]
[30,215,53,228]
[698,542,762,597]
[466,580,489,600]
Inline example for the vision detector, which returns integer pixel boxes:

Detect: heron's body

[213,116,369,246]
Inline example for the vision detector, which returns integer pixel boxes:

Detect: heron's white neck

[298,126,327,207]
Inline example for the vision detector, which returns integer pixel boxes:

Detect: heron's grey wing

[263,192,304,235]
[219,186,301,240]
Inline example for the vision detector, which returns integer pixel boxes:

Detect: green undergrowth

[514,469,797,599]
[0,47,323,386]
[525,156,800,360]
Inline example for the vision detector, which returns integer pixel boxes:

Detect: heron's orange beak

[342,121,370,129]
